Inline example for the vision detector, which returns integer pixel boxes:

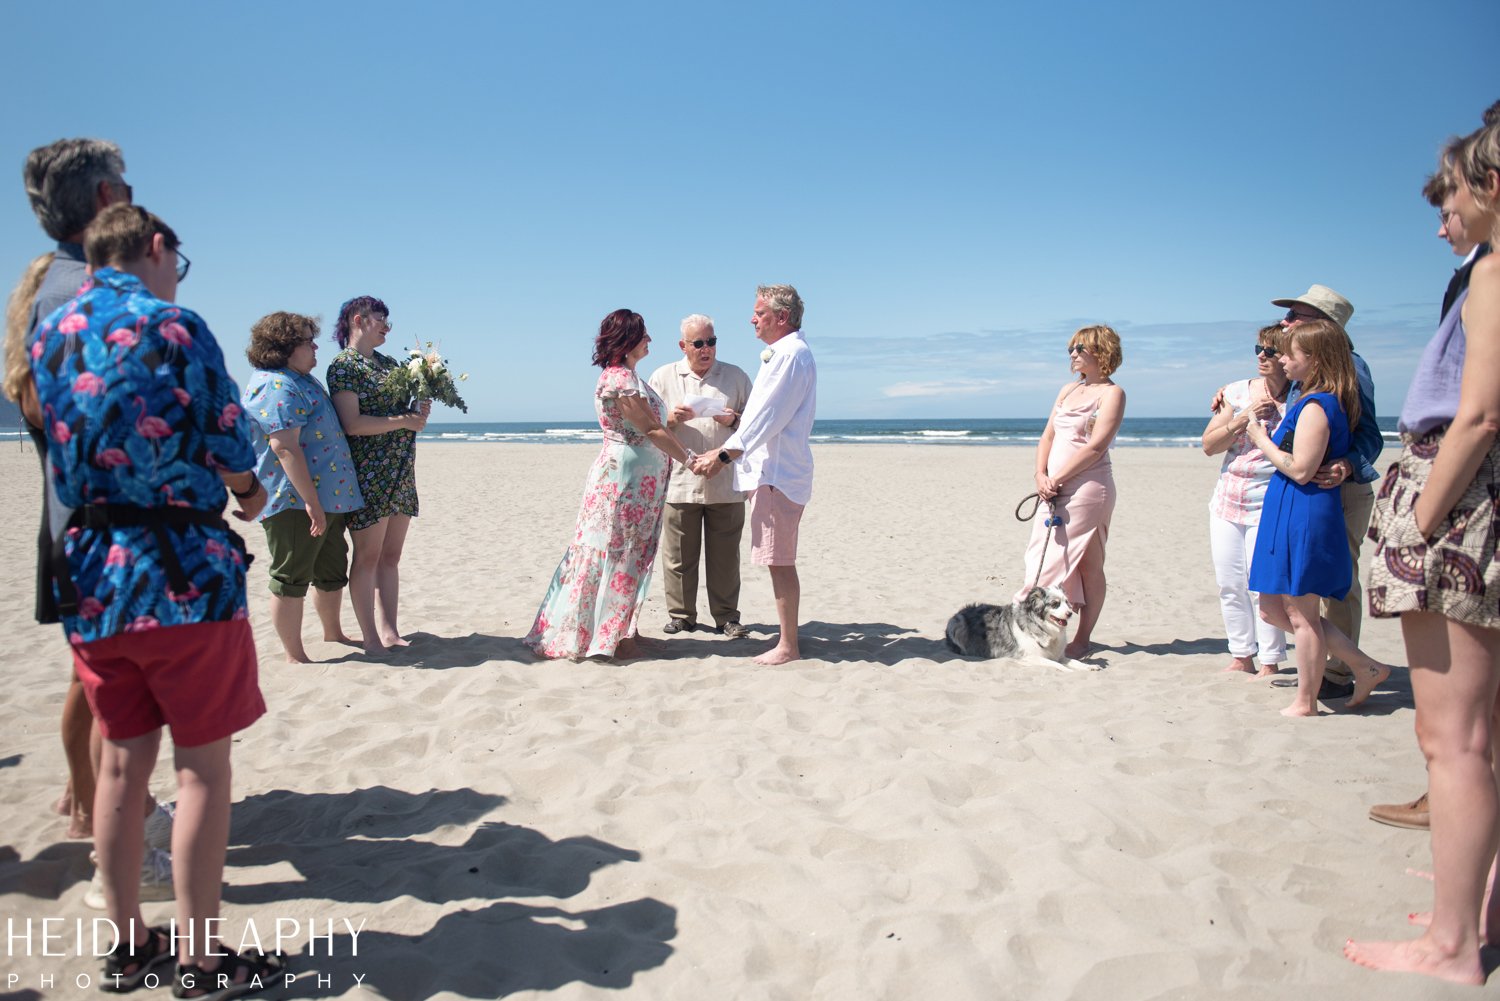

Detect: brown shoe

[1369,792,1429,830]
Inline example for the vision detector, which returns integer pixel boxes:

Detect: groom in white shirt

[691,284,816,665]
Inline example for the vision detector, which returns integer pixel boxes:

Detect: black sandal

[101,924,173,993]
[171,946,286,1000]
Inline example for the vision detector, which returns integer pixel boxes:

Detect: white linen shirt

[647,358,753,505]
[722,331,817,505]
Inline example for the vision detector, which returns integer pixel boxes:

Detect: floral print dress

[326,348,418,531]
[525,367,671,659]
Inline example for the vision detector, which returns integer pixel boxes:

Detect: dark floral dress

[326,348,418,531]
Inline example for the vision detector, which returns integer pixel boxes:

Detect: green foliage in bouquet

[385,342,469,413]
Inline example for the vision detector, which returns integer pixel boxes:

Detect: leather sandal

[662,619,694,634]
[172,946,286,1000]
[102,924,173,993]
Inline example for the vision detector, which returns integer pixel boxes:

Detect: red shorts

[71,619,265,747]
[748,485,805,566]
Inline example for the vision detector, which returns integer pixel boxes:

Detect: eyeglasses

[690,338,717,349]
[1254,345,1280,358]
[1283,307,1321,324]
[1438,208,1457,226]
[174,249,191,282]
[1067,345,1090,356]
[114,180,134,203]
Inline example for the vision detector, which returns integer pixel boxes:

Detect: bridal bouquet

[386,341,469,413]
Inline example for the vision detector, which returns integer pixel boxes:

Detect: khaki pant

[662,502,745,627]
[1323,479,1375,681]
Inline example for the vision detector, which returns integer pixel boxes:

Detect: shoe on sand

[719,622,750,639]
[662,619,694,635]
[1369,792,1430,830]
[85,847,175,910]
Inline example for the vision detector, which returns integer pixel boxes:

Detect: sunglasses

[690,338,717,348]
[1254,345,1280,358]
[1067,345,1090,356]
[1283,307,1322,324]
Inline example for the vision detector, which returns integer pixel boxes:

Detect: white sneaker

[84,847,175,910]
[143,801,175,852]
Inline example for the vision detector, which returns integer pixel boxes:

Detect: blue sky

[2,1,1495,422]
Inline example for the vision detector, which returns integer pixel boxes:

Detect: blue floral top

[242,369,364,519]
[30,268,257,644]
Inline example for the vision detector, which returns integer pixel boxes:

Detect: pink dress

[1018,388,1116,605]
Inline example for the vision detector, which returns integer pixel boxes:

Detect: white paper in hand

[683,393,726,418]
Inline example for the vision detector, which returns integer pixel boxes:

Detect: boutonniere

[760,348,774,363]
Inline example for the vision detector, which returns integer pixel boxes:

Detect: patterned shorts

[1367,428,1500,630]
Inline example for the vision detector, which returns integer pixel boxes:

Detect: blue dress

[1247,392,1352,600]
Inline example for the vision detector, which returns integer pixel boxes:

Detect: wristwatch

[718,450,731,465]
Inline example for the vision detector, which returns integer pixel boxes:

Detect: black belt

[51,504,252,617]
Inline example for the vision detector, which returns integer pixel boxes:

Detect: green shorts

[261,509,350,598]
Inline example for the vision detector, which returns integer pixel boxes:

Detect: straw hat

[1271,284,1354,331]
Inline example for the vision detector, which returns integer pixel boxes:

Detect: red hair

[592,309,646,368]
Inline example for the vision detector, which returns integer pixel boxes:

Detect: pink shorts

[749,485,805,565]
[71,619,265,747]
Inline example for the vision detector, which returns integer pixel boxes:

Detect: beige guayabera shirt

[647,358,753,506]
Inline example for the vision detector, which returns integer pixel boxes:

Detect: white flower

[408,358,423,374]
[761,348,774,363]
[459,373,469,382]
[409,349,423,358]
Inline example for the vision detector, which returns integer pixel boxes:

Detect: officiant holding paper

[648,314,753,638]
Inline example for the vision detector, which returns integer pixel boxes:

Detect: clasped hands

[687,451,725,478]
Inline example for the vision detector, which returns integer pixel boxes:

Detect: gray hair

[756,284,804,329]
[23,138,126,241]
[680,313,714,337]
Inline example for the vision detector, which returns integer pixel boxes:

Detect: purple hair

[334,295,388,348]
[591,309,646,368]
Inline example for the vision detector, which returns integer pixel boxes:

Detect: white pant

[1209,512,1287,664]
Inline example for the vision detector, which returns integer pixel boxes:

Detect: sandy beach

[0,440,1474,1000]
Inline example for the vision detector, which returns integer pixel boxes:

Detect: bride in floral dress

[526,310,697,660]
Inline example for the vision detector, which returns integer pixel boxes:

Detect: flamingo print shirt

[30,268,257,644]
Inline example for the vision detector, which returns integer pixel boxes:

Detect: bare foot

[1281,703,1319,717]
[361,640,388,657]
[53,789,71,817]
[1255,663,1281,678]
[324,632,362,647]
[753,644,800,665]
[1064,639,1093,659]
[1222,656,1256,673]
[613,636,645,661]
[1347,662,1392,709]
[66,811,92,839]
[379,635,411,649]
[1344,936,1484,986]
[285,654,315,665]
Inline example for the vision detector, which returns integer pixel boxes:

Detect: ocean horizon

[405,416,1404,448]
[0,416,1404,449]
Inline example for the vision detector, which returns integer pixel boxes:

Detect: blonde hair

[1456,122,1500,221]
[1290,319,1361,428]
[3,253,54,404]
[1068,324,1122,377]
[1257,323,1287,352]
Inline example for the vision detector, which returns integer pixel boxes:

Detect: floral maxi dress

[525,367,671,659]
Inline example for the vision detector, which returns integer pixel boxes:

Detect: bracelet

[231,479,262,499]
[684,449,698,465]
